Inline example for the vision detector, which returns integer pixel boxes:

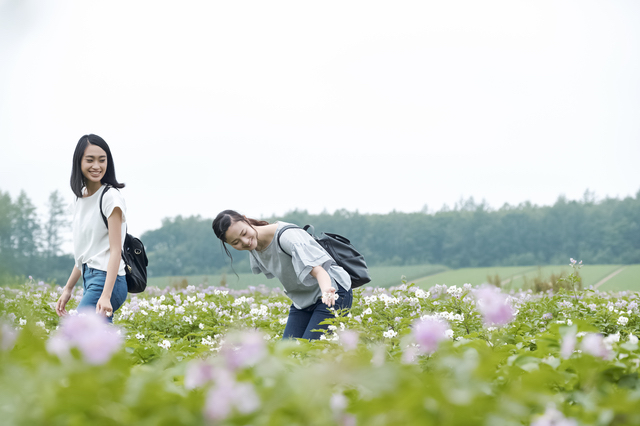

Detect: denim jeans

[283,284,353,340]
[78,265,128,323]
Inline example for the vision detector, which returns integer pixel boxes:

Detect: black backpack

[99,186,148,293]
[277,224,371,288]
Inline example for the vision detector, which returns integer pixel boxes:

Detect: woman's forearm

[103,207,123,298]
[311,266,332,292]
[64,266,82,291]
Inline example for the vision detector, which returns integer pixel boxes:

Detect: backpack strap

[99,185,112,229]
[276,225,302,256]
[98,184,126,260]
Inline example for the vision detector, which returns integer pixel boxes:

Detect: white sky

[1,0,639,249]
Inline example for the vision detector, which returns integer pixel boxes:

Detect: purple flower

[475,286,515,327]
[581,333,612,359]
[46,312,123,365]
[412,317,449,354]
[542,313,553,320]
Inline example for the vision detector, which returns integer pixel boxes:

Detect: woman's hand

[55,288,73,316]
[321,286,338,307]
[96,295,113,318]
[311,266,338,307]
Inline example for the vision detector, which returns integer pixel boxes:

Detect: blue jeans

[283,285,353,340]
[78,265,128,323]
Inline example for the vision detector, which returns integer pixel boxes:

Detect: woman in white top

[212,210,353,340]
[55,134,128,322]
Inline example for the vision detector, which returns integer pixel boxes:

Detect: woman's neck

[85,181,103,197]
[255,223,278,251]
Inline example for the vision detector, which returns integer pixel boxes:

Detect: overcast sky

[1,0,639,248]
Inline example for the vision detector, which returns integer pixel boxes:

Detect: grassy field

[597,264,640,291]
[410,264,639,291]
[411,266,537,288]
[147,263,639,292]
[147,264,449,290]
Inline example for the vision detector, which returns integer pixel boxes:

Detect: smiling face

[81,143,108,187]
[225,220,259,251]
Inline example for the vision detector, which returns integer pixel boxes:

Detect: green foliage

[141,190,640,277]
[2,276,640,424]
[0,188,73,285]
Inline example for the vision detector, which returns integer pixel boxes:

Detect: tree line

[2,188,639,282]
[0,189,72,284]
[141,190,640,277]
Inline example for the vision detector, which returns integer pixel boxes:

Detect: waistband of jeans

[82,264,106,275]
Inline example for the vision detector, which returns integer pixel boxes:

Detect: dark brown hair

[212,210,269,270]
[70,134,125,198]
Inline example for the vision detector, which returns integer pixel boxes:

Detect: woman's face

[81,143,108,185]
[225,220,259,251]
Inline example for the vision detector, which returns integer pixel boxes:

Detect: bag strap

[276,225,301,256]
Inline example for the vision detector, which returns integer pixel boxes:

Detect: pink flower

[475,286,515,327]
[560,329,576,359]
[203,370,260,421]
[412,317,449,354]
[46,312,123,365]
[1,324,17,351]
[184,360,216,390]
[581,333,612,359]
[219,330,267,371]
[531,404,578,426]
[339,330,359,351]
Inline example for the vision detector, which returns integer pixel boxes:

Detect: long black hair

[70,134,125,198]
[212,210,269,271]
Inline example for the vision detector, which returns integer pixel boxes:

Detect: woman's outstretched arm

[310,265,337,307]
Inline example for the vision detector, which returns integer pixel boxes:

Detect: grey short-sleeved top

[249,222,351,309]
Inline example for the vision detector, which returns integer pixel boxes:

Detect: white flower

[567,319,573,326]
[444,329,454,339]
[135,333,145,340]
[618,316,629,326]
[383,329,398,338]
[446,285,462,296]
[141,310,148,316]
[36,321,45,328]
[158,340,171,349]
[278,317,288,325]
[629,334,639,344]
[202,336,216,346]
[364,295,378,305]
[199,323,205,330]
[363,307,372,316]
[19,318,27,326]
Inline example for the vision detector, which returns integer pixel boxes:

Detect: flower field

[1,266,640,425]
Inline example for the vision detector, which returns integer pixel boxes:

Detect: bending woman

[55,134,128,322]
[212,210,353,340]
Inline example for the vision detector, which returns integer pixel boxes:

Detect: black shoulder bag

[277,224,371,288]
[99,186,148,293]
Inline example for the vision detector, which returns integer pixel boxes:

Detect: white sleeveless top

[72,185,127,275]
